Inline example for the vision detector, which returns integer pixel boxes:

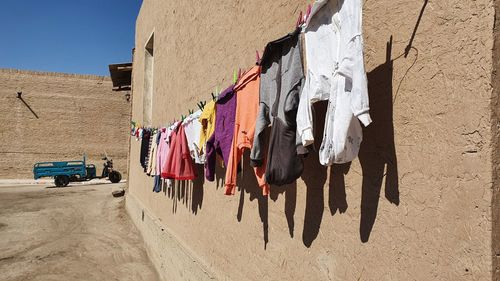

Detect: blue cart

[33,155,121,187]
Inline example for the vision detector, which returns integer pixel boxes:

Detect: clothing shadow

[191,164,205,214]
[214,159,226,190]
[161,164,204,215]
[329,163,350,216]
[236,150,269,249]
[301,101,329,248]
[358,37,400,243]
[270,182,297,238]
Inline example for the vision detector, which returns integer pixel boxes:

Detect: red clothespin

[296,11,303,28]
[238,68,242,79]
[255,50,261,65]
[305,4,312,23]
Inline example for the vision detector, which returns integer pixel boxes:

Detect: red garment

[161,123,197,180]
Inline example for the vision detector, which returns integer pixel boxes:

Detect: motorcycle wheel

[109,171,122,183]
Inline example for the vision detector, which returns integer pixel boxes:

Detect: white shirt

[297,0,372,165]
[182,110,204,164]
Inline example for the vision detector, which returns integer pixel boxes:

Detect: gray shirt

[250,28,306,185]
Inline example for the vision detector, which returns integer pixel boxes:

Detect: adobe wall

[0,69,131,179]
[492,0,500,279]
[127,0,497,280]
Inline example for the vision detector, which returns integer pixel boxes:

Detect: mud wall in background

[0,69,131,179]
[128,0,497,280]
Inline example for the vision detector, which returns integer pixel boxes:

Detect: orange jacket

[225,66,269,195]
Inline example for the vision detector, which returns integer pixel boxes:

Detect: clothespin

[211,92,216,101]
[189,109,194,115]
[255,50,261,65]
[305,4,312,23]
[238,68,242,80]
[295,11,303,28]
[198,101,206,111]
[233,70,238,84]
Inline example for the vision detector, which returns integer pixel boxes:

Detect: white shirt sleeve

[297,69,315,147]
[336,0,372,127]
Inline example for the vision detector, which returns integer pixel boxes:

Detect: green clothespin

[233,70,237,84]
[198,101,206,111]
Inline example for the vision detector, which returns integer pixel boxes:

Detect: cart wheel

[61,175,70,187]
[54,176,64,187]
[108,171,122,183]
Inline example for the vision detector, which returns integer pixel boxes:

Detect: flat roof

[108,63,132,91]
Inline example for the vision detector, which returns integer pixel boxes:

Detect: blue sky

[0,0,142,76]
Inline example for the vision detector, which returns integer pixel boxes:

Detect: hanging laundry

[144,130,154,172]
[250,28,306,186]
[130,122,137,137]
[152,131,163,192]
[162,123,197,180]
[225,66,269,196]
[146,130,159,176]
[140,129,151,172]
[158,124,178,189]
[157,129,169,180]
[182,110,205,164]
[198,100,216,156]
[205,85,236,182]
[297,0,372,165]
[153,175,163,193]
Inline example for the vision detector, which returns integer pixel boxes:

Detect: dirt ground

[0,182,159,281]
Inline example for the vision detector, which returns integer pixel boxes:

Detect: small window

[143,32,154,126]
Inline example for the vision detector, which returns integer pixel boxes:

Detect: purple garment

[205,85,236,182]
[205,134,217,181]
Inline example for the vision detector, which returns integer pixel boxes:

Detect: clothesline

[133,6,312,129]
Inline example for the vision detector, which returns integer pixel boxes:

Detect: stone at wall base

[112,188,125,197]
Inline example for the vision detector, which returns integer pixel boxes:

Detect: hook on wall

[16,91,40,119]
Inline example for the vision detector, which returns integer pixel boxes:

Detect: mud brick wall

[0,69,131,179]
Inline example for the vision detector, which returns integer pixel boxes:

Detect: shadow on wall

[153,5,434,241]
[164,164,205,215]
[358,37,400,243]
[301,101,328,248]
[159,37,401,247]
[299,36,400,247]
[237,149,271,250]
[141,0,430,248]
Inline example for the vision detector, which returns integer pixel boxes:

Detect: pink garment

[158,123,178,178]
[162,123,197,180]
[156,130,168,177]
